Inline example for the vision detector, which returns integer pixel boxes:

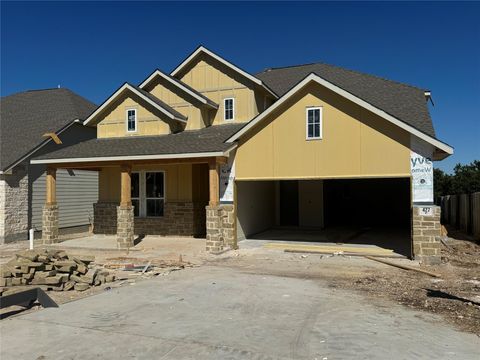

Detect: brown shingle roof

[256,63,436,138]
[0,88,97,170]
[32,123,243,162]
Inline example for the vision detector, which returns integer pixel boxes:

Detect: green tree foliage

[434,160,480,197]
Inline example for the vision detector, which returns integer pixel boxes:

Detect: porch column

[208,158,219,206]
[117,164,134,249]
[206,158,223,253]
[42,167,59,244]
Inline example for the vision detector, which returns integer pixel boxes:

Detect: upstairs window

[306,107,322,140]
[126,109,137,132]
[224,98,234,121]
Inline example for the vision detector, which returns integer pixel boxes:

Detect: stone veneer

[42,204,59,244]
[93,202,118,234]
[0,165,29,244]
[93,201,206,237]
[206,204,235,253]
[117,205,134,249]
[412,205,441,264]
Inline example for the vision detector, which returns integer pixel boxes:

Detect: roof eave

[139,69,219,109]
[30,149,236,165]
[1,119,81,173]
[83,83,187,126]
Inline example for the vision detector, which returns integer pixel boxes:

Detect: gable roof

[0,88,97,172]
[31,123,243,164]
[226,73,453,158]
[256,62,436,138]
[139,69,218,109]
[83,83,187,126]
[170,45,278,99]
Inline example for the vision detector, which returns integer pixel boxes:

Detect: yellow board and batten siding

[98,164,195,203]
[176,55,270,125]
[236,82,411,180]
[96,94,177,138]
[146,80,208,131]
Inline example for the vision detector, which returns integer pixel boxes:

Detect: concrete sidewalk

[0,265,478,359]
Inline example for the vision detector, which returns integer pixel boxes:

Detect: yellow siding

[98,164,193,203]
[147,81,208,130]
[96,93,178,138]
[178,56,258,125]
[236,82,411,180]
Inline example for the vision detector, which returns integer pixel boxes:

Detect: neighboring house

[31,46,453,263]
[0,88,98,243]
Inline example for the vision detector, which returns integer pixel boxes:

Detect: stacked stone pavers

[0,249,115,294]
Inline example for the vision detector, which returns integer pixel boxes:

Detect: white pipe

[29,228,34,250]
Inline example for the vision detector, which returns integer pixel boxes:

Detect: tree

[434,160,480,197]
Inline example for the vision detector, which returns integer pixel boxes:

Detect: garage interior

[236,178,412,257]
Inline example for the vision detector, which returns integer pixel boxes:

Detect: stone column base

[42,204,59,244]
[117,205,134,249]
[412,205,441,265]
[205,204,236,253]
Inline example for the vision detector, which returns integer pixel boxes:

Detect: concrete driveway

[1,265,478,359]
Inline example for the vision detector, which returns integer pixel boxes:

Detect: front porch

[40,156,236,252]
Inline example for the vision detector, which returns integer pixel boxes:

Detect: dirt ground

[1,231,479,336]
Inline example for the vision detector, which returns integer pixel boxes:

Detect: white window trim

[131,170,166,217]
[306,107,322,140]
[224,97,235,121]
[126,108,137,133]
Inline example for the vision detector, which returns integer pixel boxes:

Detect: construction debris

[364,256,442,278]
[0,249,115,295]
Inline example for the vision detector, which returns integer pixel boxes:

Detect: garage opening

[236,178,412,257]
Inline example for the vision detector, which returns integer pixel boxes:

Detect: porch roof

[30,123,243,165]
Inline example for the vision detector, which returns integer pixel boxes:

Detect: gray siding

[32,169,98,229]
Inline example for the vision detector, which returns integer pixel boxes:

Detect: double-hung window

[130,171,165,217]
[306,107,322,140]
[126,109,137,132]
[224,98,234,121]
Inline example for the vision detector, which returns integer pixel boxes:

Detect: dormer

[139,69,218,130]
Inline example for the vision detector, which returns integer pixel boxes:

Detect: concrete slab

[246,227,411,257]
[1,266,478,359]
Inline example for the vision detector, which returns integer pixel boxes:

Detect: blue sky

[1,1,479,173]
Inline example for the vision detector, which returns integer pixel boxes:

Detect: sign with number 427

[420,207,434,216]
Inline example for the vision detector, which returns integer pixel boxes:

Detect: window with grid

[224,98,234,121]
[145,172,164,217]
[131,172,140,217]
[127,109,137,132]
[306,107,322,140]
[130,171,165,217]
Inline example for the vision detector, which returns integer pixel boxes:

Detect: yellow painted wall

[146,80,208,130]
[98,164,194,203]
[177,54,266,125]
[236,82,411,180]
[96,92,180,138]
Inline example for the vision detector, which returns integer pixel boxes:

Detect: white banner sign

[220,150,235,203]
[410,139,434,203]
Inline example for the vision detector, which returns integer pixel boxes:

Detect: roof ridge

[1,87,69,99]
[259,61,427,92]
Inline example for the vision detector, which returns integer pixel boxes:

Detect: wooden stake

[364,256,441,278]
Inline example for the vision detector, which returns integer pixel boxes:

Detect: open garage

[236,178,412,257]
